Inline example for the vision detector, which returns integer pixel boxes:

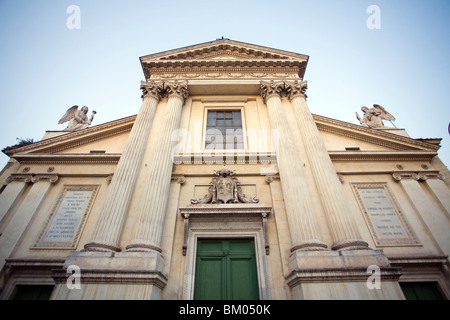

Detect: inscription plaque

[352,183,419,246]
[34,185,99,249]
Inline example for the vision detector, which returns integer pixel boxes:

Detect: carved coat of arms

[191,167,259,204]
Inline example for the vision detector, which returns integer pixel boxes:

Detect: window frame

[202,106,247,152]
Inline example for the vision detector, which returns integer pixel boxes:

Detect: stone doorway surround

[179,204,272,300]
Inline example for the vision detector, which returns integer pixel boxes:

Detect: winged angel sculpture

[356,104,395,129]
[58,106,96,132]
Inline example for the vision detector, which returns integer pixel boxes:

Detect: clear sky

[0,0,449,169]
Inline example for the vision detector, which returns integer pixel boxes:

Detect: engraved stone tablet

[34,185,99,249]
[352,183,419,246]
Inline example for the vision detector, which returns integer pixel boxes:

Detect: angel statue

[58,106,97,132]
[356,104,395,129]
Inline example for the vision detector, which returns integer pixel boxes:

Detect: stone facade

[0,39,449,300]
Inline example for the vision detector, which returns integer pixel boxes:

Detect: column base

[52,250,167,300]
[125,240,162,253]
[290,240,328,252]
[83,241,121,253]
[286,248,404,299]
[331,239,369,251]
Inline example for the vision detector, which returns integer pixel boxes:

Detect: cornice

[329,151,437,162]
[12,153,121,165]
[52,269,168,287]
[143,60,305,69]
[140,39,309,63]
[286,267,402,286]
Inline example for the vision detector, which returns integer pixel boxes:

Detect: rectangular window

[400,282,444,300]
[205,110,244,150]
[13,285,54,300]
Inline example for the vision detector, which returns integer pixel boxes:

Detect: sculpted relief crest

[191,167,259,204]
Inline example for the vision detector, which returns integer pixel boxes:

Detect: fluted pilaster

[260,81,327,252]
[84,81,163,252]
[126,80,188,253]
[287,80,368,250]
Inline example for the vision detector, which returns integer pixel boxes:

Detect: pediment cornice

[142,39,308,62]
[4,115,136,156]
[140,39,309,80]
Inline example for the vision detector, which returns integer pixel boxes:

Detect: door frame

[181,208,271,300]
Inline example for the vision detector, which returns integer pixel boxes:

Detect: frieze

[149,72,300,80]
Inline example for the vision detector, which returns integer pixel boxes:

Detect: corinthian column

[126,80,188,253]
[84,81,163,252]
[260,81,327,252]
[287,80,368,250]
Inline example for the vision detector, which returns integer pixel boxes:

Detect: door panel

[194,257,225,300]
[194,239,259,300]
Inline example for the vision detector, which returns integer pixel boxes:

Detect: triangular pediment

[141,39,308,62]
[140,39,309,80]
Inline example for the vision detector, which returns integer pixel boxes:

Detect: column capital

[171,174,186,185]
[285,80,308,100]
[260,80,285,104]
[260,80,308,103]
[164,80,189,103]
[140,80,163,101]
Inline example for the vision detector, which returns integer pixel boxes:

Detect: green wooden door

[194,239,259,300]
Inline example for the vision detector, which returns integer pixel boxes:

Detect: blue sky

[0,0,449,168]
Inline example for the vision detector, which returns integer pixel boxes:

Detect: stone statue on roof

[356,104,395,129]
[58,105,97,132]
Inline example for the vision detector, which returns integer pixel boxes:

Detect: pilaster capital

[140,80,164,101]
[171,174,186,185]
[6,173,33,184]
[392,170,444,182]
[264,175,280,184]
[31,174,59,184]
[417,171,444,181]
[392,171,419,181]
[164,80,189,103]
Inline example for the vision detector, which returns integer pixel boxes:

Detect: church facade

[0,39,449,300]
